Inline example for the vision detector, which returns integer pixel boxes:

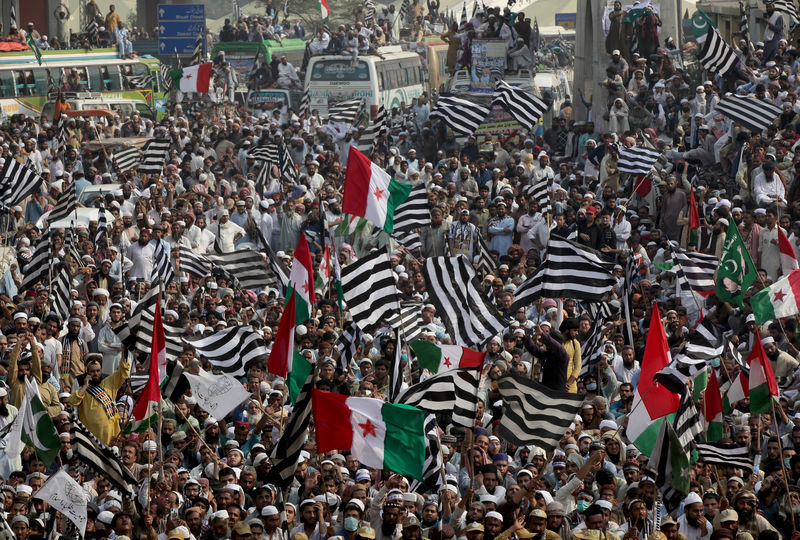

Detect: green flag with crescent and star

[17,377,60,466]
[690,9,716,43]
[623,0,651,24]
[716,219,757,308]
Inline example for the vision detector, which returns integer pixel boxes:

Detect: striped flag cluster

[183,325,267,376]
[430,95,491,136]
[250,143,298,191]
[474,232,497,278]
[423,255,507,347]
[673,391,703,456]
[617,145,662,175]
[139,139,171,175]
[113,281,184,361]
[698,27,738,75]
[48,182,77,224]
[159,63,173,92]
[150,241,175,285]
[0,158,44,209]
[511,236,616,311]
[491,80,549,133]
[335,322,363,372]
[125,73,153,89]
[496,373,583,451]
[207,249,273,291]
[357,104,387,154]
[265,371,315,487]
[396,368,480,427]
[673,249,717,296]
[113,146,140,172]
[69,418,138,496]
[341,248,401,333]
[714,95,782,134]
[328,98,363,124]
[408,414,444,494]
[695,442,753,472]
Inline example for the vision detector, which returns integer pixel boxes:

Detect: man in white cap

[677,492,712,540]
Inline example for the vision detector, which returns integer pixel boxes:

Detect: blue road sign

[158,4,205,56]
[158,38,199,55]
[157,4,205,22]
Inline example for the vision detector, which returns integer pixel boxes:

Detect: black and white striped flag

[675,317,724,364]
[265,370,315,487]
[262,239,290,292]
[391,182,429,247]
[85,19,98,45]
[364,0,377,26]
[511,236,616,311]
[385,302,425,343]
[0,158,44,209]
[51,265,72,320]
[95,204,108,253]
[396,368,480,427]
[423,255,507,346]
[207,249,275,291]
[474,231,497,278]
[125,73,153,89]
[578,316,607,377]
[408,414,444,494]
[250,143,297,185]
[357,104,387,154]
[522,180,551,214]
[430,95,490,136]
[21,229,50,289]
[113,146,140,172]
[698,27,738,76]
[714,95,782,134]
[10,3,16,29]
[139,139,171,175]
[739,1,749,46]
[459,3,467,28]
[178,245,211,278]
[335,322,362,372]
[695,442,753,472]
[491,80,549,133]
[298,88,310,117]
[341,248,401,333]
[190,31,204,65]
[69,418,138,496]
[151,240,176,285]
[400,0,410,24]
[654,361,704,396]
[673,390,703,456]
[113,281,184,361]
[774,0,800,25]
[672,249,717,296]
[617,145,662,175]
[328,98,363,124]
[496,373,583,451]
[159,63,173,92]
[48,182,76,224]
[183,325,268,376]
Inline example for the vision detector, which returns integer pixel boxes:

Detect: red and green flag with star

[289,235,316,324]
[410,340,486,373]
[750,269,800,325]
[312,389,425,479]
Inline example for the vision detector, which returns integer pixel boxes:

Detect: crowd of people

[2,1,800,540]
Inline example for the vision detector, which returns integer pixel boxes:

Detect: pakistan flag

[6,378,60,466]
[716,219,757,307]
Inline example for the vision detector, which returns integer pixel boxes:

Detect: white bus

[305,46,426,119]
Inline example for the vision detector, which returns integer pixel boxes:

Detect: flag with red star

[313,390,425,479]
[342,147,412,234]
[410,340,486,374]
[751,269,800,325]
[289,235,316,324]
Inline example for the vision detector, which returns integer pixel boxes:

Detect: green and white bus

[0,48,167,120]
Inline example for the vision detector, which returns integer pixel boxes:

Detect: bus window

[105,65,123,91]
[0,71,15,97]
[32,69,49,95]
[87,66,102,91]
[14,71,27,95]
[378,70,385,91]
